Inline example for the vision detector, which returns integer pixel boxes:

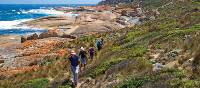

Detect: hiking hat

[71,50,76,55]
[80,47,85,51]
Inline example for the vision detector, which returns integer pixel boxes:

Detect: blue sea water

[0,4,94,35]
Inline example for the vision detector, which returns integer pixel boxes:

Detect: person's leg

[90,53,93,60]
[74,65,79,85]
[80,58,83,72]
[97,46,100,51]
[74,73,78,86]
[91,54,94,60]
[80,64,82,72]
[82,58,86,69]
[100,46,102,50]
[84,64,86,69]
[71,66,76,83]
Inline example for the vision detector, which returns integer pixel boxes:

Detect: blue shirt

[69,55,79,66]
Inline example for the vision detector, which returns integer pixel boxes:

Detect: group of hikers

[68,38,104,86]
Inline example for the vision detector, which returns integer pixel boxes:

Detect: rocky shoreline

[0,4,154,77]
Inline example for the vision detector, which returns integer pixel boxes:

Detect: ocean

[0,4,94,35]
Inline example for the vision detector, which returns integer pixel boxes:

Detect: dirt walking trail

[64,26,79,35]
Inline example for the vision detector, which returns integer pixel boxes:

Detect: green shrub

[19,78,49,88]
[127,46,148,57]
[58,85,72,88]
[169,79,200,88]
[116,76,151,88]
[161,68,187,79]
[125,30,145,42]
[88,58,127,78]
[79,35,95,43]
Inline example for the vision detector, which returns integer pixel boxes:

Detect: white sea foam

[0,8,79,30]
[21,9,65,15]
[17,12,21,14]
[65,12,80,17]
[0,19,34,29]
[21,8,79,17]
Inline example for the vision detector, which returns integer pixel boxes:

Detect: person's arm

[77,56,80,65]
[92,48,95,53]
[68,56,72,62]
[78,51,81,56]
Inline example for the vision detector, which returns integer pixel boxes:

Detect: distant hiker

[79,47,87,70]
[89,46,95,60]
[69,50,80,86]
[96,39,103,51]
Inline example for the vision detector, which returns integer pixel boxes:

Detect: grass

[58,85,72,88]
[111,0,200,87]
[0,55,71,88]
[19,78,49,88]
[169,77,200,88]
[116,68,196,88]
[88,58,127,78]
[1,0,200,88]
[116,76,151,88]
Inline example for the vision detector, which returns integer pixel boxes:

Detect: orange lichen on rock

[22,40,37,48]
[58,48,68,57]
[0,65,41,77]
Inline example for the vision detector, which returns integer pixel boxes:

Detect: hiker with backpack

[79,47,87,71]
[96,38,103,51]
[68,50,80,86]
[88,45,95,61]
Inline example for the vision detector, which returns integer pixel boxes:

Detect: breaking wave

[21,9,65,15]
[0,19,34,29]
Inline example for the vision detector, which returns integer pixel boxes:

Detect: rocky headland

[0,4,146,77]
[1,0,200,87]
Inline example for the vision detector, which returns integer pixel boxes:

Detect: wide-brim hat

[71,50,76,55]
[80,47,85,51]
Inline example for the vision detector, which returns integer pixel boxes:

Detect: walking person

[89,45,95,61]
[96,39,103,51]
[79,47,87,71]
[68,50,80,87]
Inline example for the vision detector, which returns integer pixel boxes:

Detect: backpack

[96,40,101,47]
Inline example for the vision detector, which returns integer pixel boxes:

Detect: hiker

[69,50,80,86]
[79,47,87,70]
[89,46,95,61]
[96,39,103,51]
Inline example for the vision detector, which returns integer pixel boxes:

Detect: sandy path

[64,26,79,35]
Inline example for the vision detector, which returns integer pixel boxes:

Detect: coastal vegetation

[0,0,200,88]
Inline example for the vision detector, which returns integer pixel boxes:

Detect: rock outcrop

[0,55,4,64]
[2,37,69,69]
[39,30,59,39]
[21,36,27,43]
[27,33,39,40]
[20,29,77,43]
[61,34,76,39]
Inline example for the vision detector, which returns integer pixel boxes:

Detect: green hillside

[0,0,200,88]
[98,0,134,5]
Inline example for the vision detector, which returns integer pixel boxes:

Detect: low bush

[116,76,151,88]
[88,58,127,78]
[19,78,49,88]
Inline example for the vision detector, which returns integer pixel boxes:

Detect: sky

[0,0,102,4]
